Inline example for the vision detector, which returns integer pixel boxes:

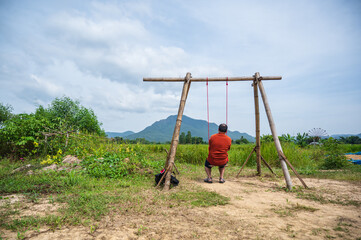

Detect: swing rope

[226,77,229,127]
[206,77,229,140]
[206,77,210,140]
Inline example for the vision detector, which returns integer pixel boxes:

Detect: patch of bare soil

[345,154,361,160]
[1,194,63,219]
[2,177,361,240]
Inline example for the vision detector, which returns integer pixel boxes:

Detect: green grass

[272,203,318,217]
[0,159,231,233]
[1,141,361,235]
[168,187,229,207]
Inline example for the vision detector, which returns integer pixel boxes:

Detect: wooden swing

[144,72,308,191]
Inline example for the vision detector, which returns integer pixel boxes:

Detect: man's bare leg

[219,167,226,180]
[205,167,212,179]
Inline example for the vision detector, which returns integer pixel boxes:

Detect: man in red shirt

[204,123,232,183]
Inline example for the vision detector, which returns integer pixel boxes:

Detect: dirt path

[2,177,361,239]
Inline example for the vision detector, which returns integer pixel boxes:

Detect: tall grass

[140,143,361,170]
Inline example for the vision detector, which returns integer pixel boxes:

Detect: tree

[279,134,295,143]
[185,131,192,144]
[0,102,13,125]
[179,132,186,144]
[0,96,105,158]
[235,136,249,144]
[260,134,273,143]
[36,96,104,135]
[339,136,361,144]
[295,132,312,147]
[191,136,204,144]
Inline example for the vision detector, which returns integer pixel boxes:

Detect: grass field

[1,142,361,239]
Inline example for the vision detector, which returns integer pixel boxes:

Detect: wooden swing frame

[144,72,307,191]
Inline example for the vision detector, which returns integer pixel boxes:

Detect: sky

[1,0,361,136]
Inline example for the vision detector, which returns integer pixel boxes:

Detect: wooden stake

[257,75,293,190]
[156,164,172,188]
[278,151,308,188]
[254,73,261,175]
[164,73,191,190]
[236,146,256,177]
[260,155,277,176]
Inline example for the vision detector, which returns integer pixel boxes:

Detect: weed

[311,228,322,235]
[272,203,318,217]
[135,225,148,236]
[16,231,26,240]
[169,188,229,207]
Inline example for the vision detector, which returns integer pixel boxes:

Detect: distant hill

[106,131,134,138]
[125,115,255,143]
[331,133,361,139]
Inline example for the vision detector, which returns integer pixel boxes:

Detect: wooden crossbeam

[143,76,281,82]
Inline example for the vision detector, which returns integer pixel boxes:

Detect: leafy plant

[321,138,348,169]
[0,102,13,125]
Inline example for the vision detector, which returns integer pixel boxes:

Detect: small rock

[62,155,81,165]
[57,166,69,172]
[124,158,130,163]
[73,166,82,170]
[26,170,34,175]
[42,164,57,171]
[12,164,32,173]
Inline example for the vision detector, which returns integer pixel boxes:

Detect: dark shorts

[205,159,228,169]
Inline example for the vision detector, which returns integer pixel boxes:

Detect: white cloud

[1,0,360,134]
[29,61,179,114]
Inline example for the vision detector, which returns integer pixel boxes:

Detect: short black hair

[219,123,228,133]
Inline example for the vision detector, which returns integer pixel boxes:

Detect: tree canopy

[0,97,104,158]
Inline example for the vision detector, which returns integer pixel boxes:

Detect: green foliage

[279,134,295,143]
[234,136,250,144]
[81,147,162,178]
[0,102,13,125]
[0,113,47,157]
[36,96,104,135]
[179,131,205,144]
[169,189,229,207]
[295,132,311,147]
[339,136,361,144]
[0,97,104,159]
[261,134,274,143]
[321,138,348,169]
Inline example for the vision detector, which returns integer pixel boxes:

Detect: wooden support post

[257,76,293,190]
[164,72,191,190]
[253,73,261,176]
[260,155,277,176]
[236,146,256,177]
[278,151,308,188]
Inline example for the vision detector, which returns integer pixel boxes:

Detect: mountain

[331,133,361,139]
[106,131,134,138]
[125,115,255,143]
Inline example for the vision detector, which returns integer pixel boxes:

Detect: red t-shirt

[207,132,232,166]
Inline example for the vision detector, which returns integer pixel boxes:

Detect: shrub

[320,138,348,169]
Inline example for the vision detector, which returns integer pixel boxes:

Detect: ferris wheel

[308,128,328,143]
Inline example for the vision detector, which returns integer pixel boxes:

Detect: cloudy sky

[1,0,360,136]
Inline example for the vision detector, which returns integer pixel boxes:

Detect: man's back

[208,133,232,166]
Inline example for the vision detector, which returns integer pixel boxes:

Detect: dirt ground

[345,154,361,160]
[1,176,361,240]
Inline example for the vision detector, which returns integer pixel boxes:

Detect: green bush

[321,154,348,169]
[320,138,348,169]
[0,97,105,159]
[81,148,162,179]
